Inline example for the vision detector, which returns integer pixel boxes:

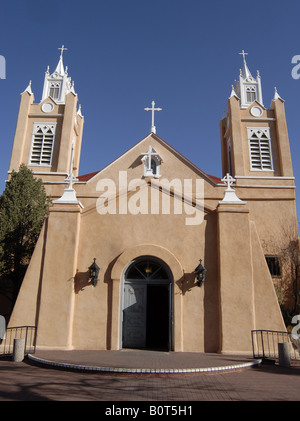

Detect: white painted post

[278,342,290,367]
[0,315,6,340]
[13,338,25,362]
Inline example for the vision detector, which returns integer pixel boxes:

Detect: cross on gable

[144,101,162,134]
[221,173,236,190]
[141,145,162,177]
[141,145,162,164]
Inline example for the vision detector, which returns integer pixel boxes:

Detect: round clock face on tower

[41,102,54,113]
[250,105,263,117]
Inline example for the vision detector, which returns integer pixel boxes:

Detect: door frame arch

[121,256,173,350]
[110,244,184,351]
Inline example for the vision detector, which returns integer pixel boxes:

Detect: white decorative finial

[69,80,76,94]
[52,137,83,208]
[219,173,246,205]
[273,87,283,101]
[23,80,33,95]
[65,137,78,189]
[221,173,236,190]
[230,85,238,98]
[144,100,162,133]
[77,104,83,117]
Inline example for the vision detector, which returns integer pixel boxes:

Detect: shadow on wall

[176,273,198,295]
[74,271,92,293]
[103,256,121,350]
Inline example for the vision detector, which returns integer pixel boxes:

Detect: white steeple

[54,45,67,74]
[234,50,263,108]
[239,50,252,79]
[41,45,75,104]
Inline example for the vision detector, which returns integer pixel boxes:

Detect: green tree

[0,164,50,309]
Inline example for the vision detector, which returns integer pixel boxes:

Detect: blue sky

[0,0,299,220]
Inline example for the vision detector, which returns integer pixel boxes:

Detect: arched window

[151,159,157,175]
[125,257,170,280]
[29,123,56,166]
[248,127,273,171]
[49,82,61,100]
[245,86,256,103]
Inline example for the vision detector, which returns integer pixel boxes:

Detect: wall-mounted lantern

[89,258,100,287]
[194,259,207,287]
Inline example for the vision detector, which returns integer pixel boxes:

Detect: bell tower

[220,51,294,179]
[8,46,84,185]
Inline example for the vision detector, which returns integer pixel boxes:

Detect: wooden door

[122,283,147,348]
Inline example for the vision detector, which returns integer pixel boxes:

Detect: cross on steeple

[238,49,252,80]
[144,101,162,134]
[58,45,68,59]
[239,49,248,61]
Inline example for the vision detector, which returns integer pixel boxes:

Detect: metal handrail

[0,326,37,356]
[251,329,300,361]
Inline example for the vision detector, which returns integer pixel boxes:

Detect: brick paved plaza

[0,356,299,402]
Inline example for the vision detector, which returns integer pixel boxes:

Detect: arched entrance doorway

[121,256,173,351]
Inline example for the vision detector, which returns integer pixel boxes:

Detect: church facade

[7,50,298,353]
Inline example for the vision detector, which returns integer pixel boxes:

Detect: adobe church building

[7,49,299,354]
